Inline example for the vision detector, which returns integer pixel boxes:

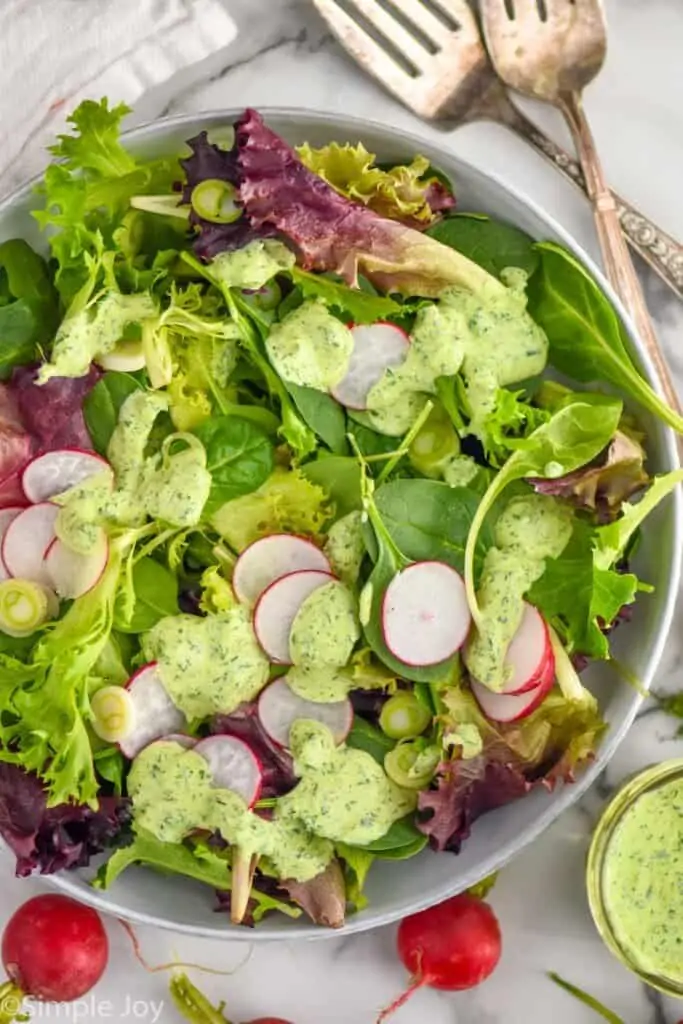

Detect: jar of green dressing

[587,758,683,997]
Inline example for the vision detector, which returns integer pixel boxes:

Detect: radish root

[119,920,253,976]
[375,975,426,1023]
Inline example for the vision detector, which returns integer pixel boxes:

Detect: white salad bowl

[1,110,680,940]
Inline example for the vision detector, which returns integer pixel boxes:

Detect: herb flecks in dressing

[290,579,360,668]
[603,778,683,983]
[287,665,353,703]
[265,299,353,392]
[278,720,416,846]
[324,511,365,585]
[39,292,157,383]
[464,493,572,690]
[210,240,295,291]
[142,607,269,719]
[367,273,547,436]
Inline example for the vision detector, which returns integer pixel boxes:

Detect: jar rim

[587,757,683,997]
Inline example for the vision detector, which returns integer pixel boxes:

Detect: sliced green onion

[129,194,190,221]
[241,281,282,312]
[0,580,56,637]
[384,742,440,789]
[91,686,136,744]
[379,692,432,740]
[191,179,241,224]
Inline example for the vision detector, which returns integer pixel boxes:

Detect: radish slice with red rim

[382,561,471,667]
[194,735,263,807]
[499,602,553,695]
[21,449,111,503]
[471,674,553,724]
[330,322,409,411]
[163,733,196,750]
[0,506,27,580]
[44,534,109,600]
[2,503,59,586]
[258,677,353,748]
[233,534,331,606]
[253,569,334,664]
[120,663,186,759]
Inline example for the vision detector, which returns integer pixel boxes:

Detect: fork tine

[388,0,457,43]
[312,0,419,93]
[342,0,433,69]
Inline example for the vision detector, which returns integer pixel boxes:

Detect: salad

[0,101,679,930]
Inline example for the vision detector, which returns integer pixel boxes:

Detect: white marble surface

[3,1,683,1021]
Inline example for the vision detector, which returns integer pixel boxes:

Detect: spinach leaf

[94,747,125,794]
[0,239,59,376]
[354,815,426,854]
[83,371,143,455]
[361,473,460,683]
[301,456,363,516]
[427,213,538,278]
[290,268,402,324]
[346,716,394,764]
[527,241,683,433]
[374,479,493,574]
[286,383,348,454]
[193,415,274,515]
[463,398,623,623]
[348,418,398,459]
[115,557,180,634]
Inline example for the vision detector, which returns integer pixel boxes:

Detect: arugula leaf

[594,469,683,571]
[290,267,403,324]
[114,557,180,634]
[373,479,493,574]
[83,371,143,455]
[286,383,348,454]
[464,398,623,623]
[427,213,539,278]
[193,415,274,516]
[527,242,683,433]
[95,827,232,891]
[0,239,59,376]
[529,520,638,658]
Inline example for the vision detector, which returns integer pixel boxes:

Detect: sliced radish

[382,561,471,667]
[499,603,554,695]
[253,569,334,664]
[258,677,353,748]
[194,735,263,807]
[21,449,111,504]
[331,322,410,411]
[163,733,197,750]
[119,663,186,759]
[2,503,59,586]
[233,534,331,606]
[0,506,27,580]
[471,674,554,724]
[44,533,109,600]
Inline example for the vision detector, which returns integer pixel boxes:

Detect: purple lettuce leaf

[185,109,494,298]
[0,763,130,877]
[278,859,346,928]
[10,364,100,452]
[211,703,296,797]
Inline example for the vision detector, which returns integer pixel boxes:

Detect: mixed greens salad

[0,101,679,929]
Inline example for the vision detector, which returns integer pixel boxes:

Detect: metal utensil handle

[558,91,681,416]
[495,100,683,299]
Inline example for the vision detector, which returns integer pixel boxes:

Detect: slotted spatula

[312,0,683,299]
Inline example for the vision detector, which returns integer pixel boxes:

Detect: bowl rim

[4,105,681,941]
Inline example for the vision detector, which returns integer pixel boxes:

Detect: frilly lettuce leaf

[296,141,454,226]
[211,467,331,551]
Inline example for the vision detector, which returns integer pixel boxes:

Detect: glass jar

[587,758,683,998]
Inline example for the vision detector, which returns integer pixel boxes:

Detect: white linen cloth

[0,0,237,193]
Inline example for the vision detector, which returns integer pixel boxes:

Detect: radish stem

[375,975,426,1023]
[230,848,259,925]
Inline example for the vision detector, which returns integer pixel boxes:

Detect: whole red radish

[1,894,108,1007]
[377,895,501,1022]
